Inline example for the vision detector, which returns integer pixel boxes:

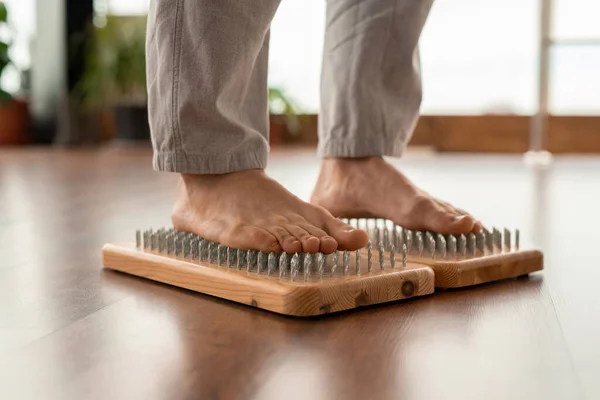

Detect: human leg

[312,0,481,234]
[146,0,369,252]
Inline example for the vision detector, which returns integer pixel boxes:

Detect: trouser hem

[317,137,406,158]
[153,147,268,174]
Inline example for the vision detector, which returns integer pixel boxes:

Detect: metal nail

[218,245,226,266]
[390,243,395,268]
[331,250,339,277]
[279,253,288,278]
[374,227,380,248]
[291,253,300,281]
[157,231,163,253]
[318,253,325,279]
[392,224,398,250]
[343,250,349,275]
[246,249,252,271]
[493,227,502,250]
[355,249,361,274]
[268,253,276,276]
[226,247,234,268]
[515,229,520,249]
[159,230,166,254]
[483,228,493,252]
[186,234,194,258]
[404,229,413,252]
[448,235,457,258]
[198,239,205,261]
[504,228,511,250]
[476,232,485,254]
[416,231,424,256]
[378,241,385,270]
[193,236,199,260]
[304,253,312,281]
[436,233,447,259]
[402,244,407,267]
[367,241,373,272]
[136,230,141,248]
[458,234,467,257]
[257,252,264,274]
[173,232,179,256]
[426,231,435,257]
[149,229,155,251]
[383,228,389,251]
[467,233,476,255]
[234,248,241,269]
[167,233,173,255]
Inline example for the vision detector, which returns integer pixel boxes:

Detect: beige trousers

[146,0,433,174]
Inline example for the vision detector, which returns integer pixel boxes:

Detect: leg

[146,0,368,253]
[312,0,482,234]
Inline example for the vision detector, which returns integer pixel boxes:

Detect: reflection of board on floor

[101,221,543,316]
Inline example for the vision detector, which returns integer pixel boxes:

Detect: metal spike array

[137,222,524,282]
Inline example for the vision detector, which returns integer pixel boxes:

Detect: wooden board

[102,242,435,317]
[407,249,544,288]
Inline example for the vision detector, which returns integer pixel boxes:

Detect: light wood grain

[102,242,435,316]
[407,249,543,288]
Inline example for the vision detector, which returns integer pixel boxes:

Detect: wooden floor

[0,145,598,400]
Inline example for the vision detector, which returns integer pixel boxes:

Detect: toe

[413,197,475,235]
[265,226,302,254]
[324,216,369,251]
[318,236,338,254]
[449,215,477,234]
[285,225,321,253]
[299,223,339,254]
[440,202,482,234]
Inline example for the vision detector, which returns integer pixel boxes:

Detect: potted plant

[77,15,149,142]
[268,86,303,146]
[0,1,28,146]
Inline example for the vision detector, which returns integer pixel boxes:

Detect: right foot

[172,170,370,254]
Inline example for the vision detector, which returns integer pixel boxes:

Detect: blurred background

[0,0,598,151]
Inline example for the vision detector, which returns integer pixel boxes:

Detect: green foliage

[268,87,303,135]
[0,2,7,23]
[77,15,147,109]
[0,1,13,103]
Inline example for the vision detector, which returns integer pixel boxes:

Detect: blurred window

[81,0,600,117]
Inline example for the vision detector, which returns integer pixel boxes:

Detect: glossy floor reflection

[0,146,597,400]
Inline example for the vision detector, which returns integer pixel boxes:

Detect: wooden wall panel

[281,114,600,153]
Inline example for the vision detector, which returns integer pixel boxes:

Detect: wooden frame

[102,240,543,316]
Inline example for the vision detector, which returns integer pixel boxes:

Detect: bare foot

[172,170,369,254]
[310,157,482,235]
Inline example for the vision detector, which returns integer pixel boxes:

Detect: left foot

[310,157,482,235]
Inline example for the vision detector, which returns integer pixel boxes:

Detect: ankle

[320,156,383,175]
[181,169,265,187]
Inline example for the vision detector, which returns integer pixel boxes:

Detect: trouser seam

[170,0,184,164]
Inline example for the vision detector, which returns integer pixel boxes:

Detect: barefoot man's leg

[312,0,482,235]
[146,0,369,253]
